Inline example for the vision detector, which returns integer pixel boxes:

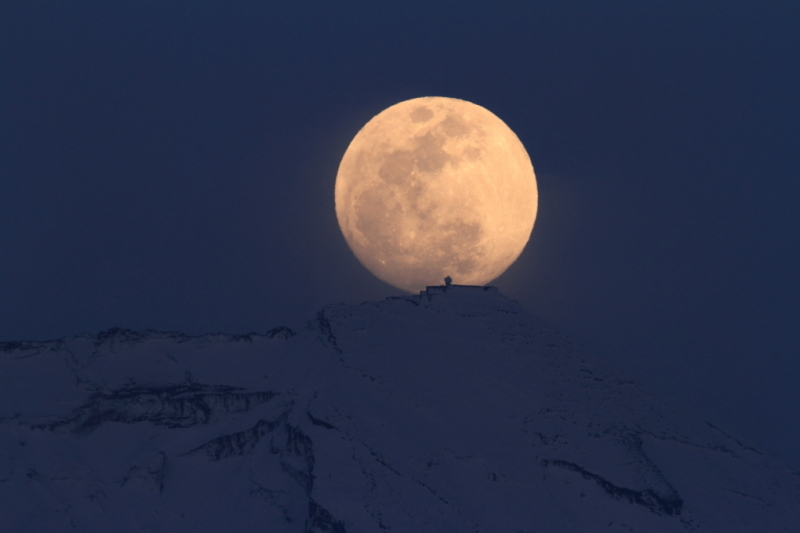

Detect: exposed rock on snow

[36,384,278,433]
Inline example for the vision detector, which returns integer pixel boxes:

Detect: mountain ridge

[1,286,798,532]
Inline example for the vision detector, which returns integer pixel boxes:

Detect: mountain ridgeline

[1,286,798,532]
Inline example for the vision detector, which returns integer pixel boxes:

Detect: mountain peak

[1,291,798,532]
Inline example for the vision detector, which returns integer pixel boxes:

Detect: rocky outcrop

[36,383,277,433]
[541,459,683,516]
[306,499,347,533]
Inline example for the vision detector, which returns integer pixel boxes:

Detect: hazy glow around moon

[335,97,538,293]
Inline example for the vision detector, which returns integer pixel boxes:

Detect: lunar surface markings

[410,106,434,123]
[336,97,537,292]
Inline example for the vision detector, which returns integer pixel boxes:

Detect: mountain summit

[1,286,798,532]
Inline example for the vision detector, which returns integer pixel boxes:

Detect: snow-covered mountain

[1,286,798,532]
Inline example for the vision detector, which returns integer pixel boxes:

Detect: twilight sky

[2,2,798,466]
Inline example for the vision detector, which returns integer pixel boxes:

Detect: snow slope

[1,286,798,532]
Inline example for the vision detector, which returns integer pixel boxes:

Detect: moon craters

[379,150,414,185]
[336,96,537,292]
[410,106,434,123]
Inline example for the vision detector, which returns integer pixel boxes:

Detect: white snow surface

[1,286,798,532]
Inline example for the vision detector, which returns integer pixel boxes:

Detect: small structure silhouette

[421,276,498,298]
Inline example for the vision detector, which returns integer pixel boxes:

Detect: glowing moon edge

[335,96,538,293]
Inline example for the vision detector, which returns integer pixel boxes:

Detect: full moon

[335,96,538,293]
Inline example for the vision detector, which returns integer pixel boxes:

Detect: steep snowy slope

[1,286,798,532]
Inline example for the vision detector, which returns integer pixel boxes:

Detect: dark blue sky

[2,2,799,465]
